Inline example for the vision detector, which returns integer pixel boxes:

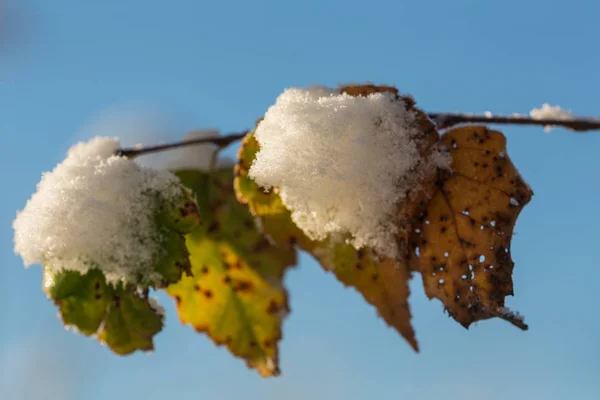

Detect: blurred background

[1,1,599,399]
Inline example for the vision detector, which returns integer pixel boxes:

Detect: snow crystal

[530,103,575,132]
[499,306,525,322]
[148,297,166,316]
[13,137,183,285]
[249,87,450,258]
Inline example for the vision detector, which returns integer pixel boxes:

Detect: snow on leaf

[411,125,532,329]
[235,129,419,351]
[235,133,310,248]
[167,168,296,377]
[13,136,201,286]
[46,268,164,354]
[247,85,448,259]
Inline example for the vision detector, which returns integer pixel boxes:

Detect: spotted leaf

[45,268,112,335]
[167,168,296,377]
[412,125,532,329]
[98,286,164,355]
[235,131,419,351]
[45,268,164,354]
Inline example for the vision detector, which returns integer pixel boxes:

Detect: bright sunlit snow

[530,103,576,132]
[249,87,449,258]
[13,137,182,285]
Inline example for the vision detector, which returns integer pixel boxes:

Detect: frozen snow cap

[13,136,184,285]
[249,86,450,258]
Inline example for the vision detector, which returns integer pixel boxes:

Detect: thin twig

[116,130,249,158]
[429,113,600,132]
[116,113,600,158]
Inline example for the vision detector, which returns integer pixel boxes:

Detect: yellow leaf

[412,125,532,329]
[167,168,296,377]
[235,129,420,351]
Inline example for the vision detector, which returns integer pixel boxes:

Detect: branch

[116,131,249,158]
[116,112,600,158]
[429,113,600,132]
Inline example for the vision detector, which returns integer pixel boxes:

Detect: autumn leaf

[234,133,309,248]
[45,268,164,354]
[166,168,296,377]
[412,125,532,329]
[235,131,419,351]
[338,85,448,264]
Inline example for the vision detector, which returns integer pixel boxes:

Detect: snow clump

[13,137,183,285]
[249,86,450,258]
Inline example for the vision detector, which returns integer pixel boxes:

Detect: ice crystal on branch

[530,103,575,121]
[13,136,197,285]
[249,87,449,258]
[530,103,576,132]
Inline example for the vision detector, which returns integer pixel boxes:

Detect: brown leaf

[412,125,532,329]
[235,88,436,351]
[340,84,443,268]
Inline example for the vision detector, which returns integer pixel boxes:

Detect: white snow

[530,103,576,132]
[499,306,525,322]
[148,297,166,316]
[509,197,520,207]
[249,86,450,258]
[13,137,183,285]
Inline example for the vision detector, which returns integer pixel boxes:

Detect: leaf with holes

[412,125,532,329]
[46,268,164,354]
[235,130,420,351]
[166,168,296,377]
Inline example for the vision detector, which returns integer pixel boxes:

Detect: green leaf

[157,187,202,234]
[167,168,296,377]
[151,229,192,287]
[46,268,112,335]
[150,187,202,286]
[234,132,418,350]
[98,286,164,355]
[45,268,164,355]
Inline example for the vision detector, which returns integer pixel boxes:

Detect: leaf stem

[117,113,600,158]
[430,113,600,132]
[116,131,249,159]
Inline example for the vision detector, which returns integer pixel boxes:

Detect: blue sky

[1,1,599,399]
